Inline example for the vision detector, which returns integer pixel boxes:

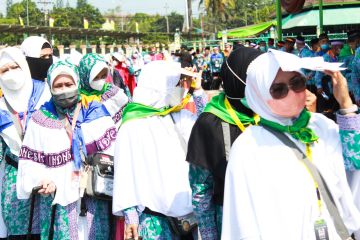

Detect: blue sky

[1,0,202,16]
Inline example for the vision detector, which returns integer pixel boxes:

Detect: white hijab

[0,47,33,113]
[113,61,196,217]
[132,60,182,108]
[21,36,51,58]
[245,49,304,126]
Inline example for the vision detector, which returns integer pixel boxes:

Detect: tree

[77,0,87,8]
[6,0,13,17]
[152,12,184,33]
[199,0,235,20]
[198,0,275,33]
[127,13,159,33]
[71,1,105,29]
[7,0,44,26]
[55,0,64,8]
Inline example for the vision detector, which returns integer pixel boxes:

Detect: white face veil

[132,60,182,108]
[245,49,305,126]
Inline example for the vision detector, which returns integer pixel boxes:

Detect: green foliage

[199,0,275,34]
[6,0,13,17]
[152,12,184,33]
[69,1,104,29]
[7,0,44,26]
[0,18,17,24]
[55,0,64,8]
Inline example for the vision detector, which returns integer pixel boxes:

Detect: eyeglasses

[269,75,306,99]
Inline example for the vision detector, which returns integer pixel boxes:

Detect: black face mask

[52,88,79,110]
[26,56,53,81]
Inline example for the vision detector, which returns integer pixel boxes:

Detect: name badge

[314,219,329,240]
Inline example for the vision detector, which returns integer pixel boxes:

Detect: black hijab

[186,46,263,205]
[220,45,262,114]
[26,42,53,81]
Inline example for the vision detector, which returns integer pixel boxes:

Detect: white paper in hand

[269,49,346,72]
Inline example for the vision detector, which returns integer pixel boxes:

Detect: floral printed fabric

[138,213,175,240]
[123,208,174,240]
[1,142,38,236]
[193,90,208,117]
[38,195,110,240]
[2,164,36,235]
[351,47,360,102]
[189,164,220,240]
[337,113,360,171]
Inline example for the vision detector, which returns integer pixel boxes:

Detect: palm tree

[199,0,235,20]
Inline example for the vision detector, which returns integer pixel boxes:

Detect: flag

[135,22,139,33]
[49,17,54,27]
[19,16,24,26]
[110,20,115,30]
[84,18,89,29]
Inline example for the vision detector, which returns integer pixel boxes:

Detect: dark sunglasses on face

[269,75,306,99]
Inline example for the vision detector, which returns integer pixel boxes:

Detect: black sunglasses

[269,75,306,99]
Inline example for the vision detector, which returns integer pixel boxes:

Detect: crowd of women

[0,34,359,240]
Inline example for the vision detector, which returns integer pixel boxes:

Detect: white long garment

[113,109,196,217]
[222,113,360,240]
[17,110,116,206]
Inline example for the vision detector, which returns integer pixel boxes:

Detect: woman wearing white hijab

[113,60,207,239]
[0,47,41,239]
[222,49,360,239]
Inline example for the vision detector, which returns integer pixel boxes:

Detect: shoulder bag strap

[58,102,82,144]
[262,126,352,240]
[221,121,231,162]
[4,99,25,140]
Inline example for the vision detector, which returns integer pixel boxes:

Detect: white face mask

[0,69,26,91]
[90,79,106,91]
[169,86,185,107]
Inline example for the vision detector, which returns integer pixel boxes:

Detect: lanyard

[15,110,27,134]
[302,144,323,214]
[62,102,82,148]
[224,96,260,132]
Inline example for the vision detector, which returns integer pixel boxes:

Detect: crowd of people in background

[0,29,359,240]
